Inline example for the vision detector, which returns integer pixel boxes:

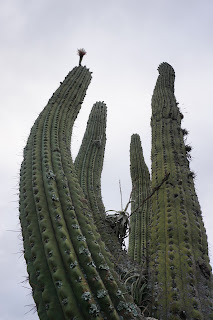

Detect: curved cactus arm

[74,101,107,224]
[128,134,151,264]
[19,66,142,320]
[74,102,142,278]
[150,62,213,319]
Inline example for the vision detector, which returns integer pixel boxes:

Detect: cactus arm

[20,67,95,319]
[54,82,142,320]
[20,66,142,319]
[57,100,121,320]
[74,101,107,225]
[74,103,142,279]
[150,62,213,319]
[128,134,151,264]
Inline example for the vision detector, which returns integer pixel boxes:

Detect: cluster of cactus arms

[19,53,213,320]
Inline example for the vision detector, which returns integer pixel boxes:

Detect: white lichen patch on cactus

[77,235,86,241]
[117,301,138,317]
[97,289,108,298]
[81,291,91,301]
[98,264,109,270]
[71,224,79,229]
[87,261,96,268]
[89,304,100,315]
[46,170,56,180]
[79,246,90,256]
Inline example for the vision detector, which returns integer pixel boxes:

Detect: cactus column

[74,101,107,226]
[19,65,141,320]
[128,134,151,264]
[149,62,213,319]
[74,103,140,277]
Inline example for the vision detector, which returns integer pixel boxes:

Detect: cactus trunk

[19,66,141,319]
[149,62,213,319]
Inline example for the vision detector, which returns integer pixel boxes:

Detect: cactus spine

[128,134,151,264]
[19,66,141,319]
[149,62,213,319]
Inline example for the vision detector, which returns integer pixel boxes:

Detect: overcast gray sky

[1,0,213,319]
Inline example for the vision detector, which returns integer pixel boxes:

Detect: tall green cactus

[19,65,142,320]
[149,62,213,319]
[128,134,151,264]
[19,57,213,320]
[74,101,107,227]
[74,103,140,277]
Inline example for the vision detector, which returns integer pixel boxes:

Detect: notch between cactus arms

[105,173,170,247]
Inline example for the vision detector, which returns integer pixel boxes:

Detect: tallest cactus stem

[149,62,213,319]
[20,66,93,319]
[19,64,142,319]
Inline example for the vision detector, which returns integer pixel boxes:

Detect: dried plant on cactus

[77,48,87,66]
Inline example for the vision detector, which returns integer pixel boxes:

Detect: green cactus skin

[128,134,151,264]
[74,101,107,226]
[74,103,141,279]
[149,62,213,319]
[19,66,142,320]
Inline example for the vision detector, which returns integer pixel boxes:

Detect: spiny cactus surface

[74,102,141,279]
[74,101,107,225]
[19,66,142,320]
[150,62,213,320]
[19,57,213,320]
[128,134,151,264]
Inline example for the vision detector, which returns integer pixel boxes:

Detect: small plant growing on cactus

[77,48,87,66]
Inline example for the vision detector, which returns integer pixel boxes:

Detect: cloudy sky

[1,0,213,319]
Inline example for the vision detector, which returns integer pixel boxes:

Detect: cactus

[74,101,107,228]
[149,62,213,319]
[128,134,151,265]
[19,56,213,320]
[19,65,142,319]
[74,102,141,278]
